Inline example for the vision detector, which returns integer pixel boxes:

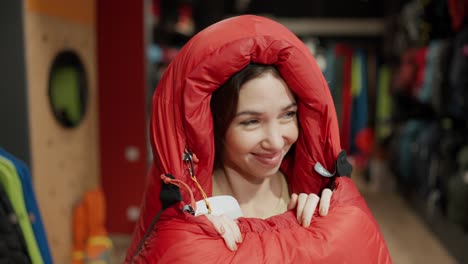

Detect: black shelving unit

[404,192,468,263]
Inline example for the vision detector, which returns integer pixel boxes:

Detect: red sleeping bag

[126,15,391,263]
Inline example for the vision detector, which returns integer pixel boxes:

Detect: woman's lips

[252,152,282,166]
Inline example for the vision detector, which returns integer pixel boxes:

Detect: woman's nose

[261,126,285,150]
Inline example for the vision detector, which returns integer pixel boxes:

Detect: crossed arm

[205,188,334,251]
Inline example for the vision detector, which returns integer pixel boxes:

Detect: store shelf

[272,17,385,36]
[403,191,468,264]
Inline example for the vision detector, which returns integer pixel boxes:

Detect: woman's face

[221,72,298,182]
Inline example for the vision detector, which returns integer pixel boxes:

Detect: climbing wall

[23,1,99,263]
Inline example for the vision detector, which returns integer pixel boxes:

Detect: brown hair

[210,63,281,168]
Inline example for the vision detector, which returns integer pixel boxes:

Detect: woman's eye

[284,111,297,118]
[240,119,259,126]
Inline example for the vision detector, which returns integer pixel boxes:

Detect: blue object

[0,148,54,264]
[148,44,163,64]
[350,49,368,154]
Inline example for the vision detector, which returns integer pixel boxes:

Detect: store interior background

[1,0,467,263]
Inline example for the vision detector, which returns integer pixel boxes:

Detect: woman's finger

[219,216,239,251]
[206,214,237,251]
[222,215,242,244]
[205,214,225,234]
[301,194,320,227]
[296,193,308,224]
[319,188,333,216]
[287,193,298,210]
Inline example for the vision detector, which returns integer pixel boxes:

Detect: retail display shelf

[272,17,385,36]
[404,191,468,264]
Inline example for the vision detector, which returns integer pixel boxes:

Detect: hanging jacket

[126,15,391,263]
[0,156,43,264]
[0,148,53,264]
[0,182,31,263]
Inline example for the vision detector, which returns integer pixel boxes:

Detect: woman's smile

[251,152,283,167]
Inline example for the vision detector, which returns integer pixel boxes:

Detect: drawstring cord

[184,149,212,214]
[191,174,212,213]
[161,174,197,213]
[161,149,212,215]
[132,151,211,262]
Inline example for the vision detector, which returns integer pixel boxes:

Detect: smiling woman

[208,63,333,250]
[211,64,300,221]
[212,64,297,176]
[126,15,391,263]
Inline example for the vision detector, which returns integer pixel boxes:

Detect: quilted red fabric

[126,15,391,263]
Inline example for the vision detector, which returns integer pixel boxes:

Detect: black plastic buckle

[336,150,352,177]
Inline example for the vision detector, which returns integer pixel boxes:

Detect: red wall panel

[97,0,148,234]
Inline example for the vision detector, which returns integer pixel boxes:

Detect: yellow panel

[26,0,95,25]
[24,12,99,264]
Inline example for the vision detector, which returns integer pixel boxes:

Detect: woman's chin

[249,165,282,180]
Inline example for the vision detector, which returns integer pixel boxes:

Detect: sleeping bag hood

[126,15,391,263]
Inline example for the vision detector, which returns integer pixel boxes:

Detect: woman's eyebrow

[235,110,261,117]
[282,102,297,111]
[235,102,297,117]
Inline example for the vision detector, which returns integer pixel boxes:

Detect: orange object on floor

[84,188,112,263]
[72,201,87,264]
[72,188,112,264]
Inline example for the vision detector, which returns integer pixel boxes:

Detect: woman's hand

[205,214,243,251]
[287,188,333,227]
[203,188,333,249]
